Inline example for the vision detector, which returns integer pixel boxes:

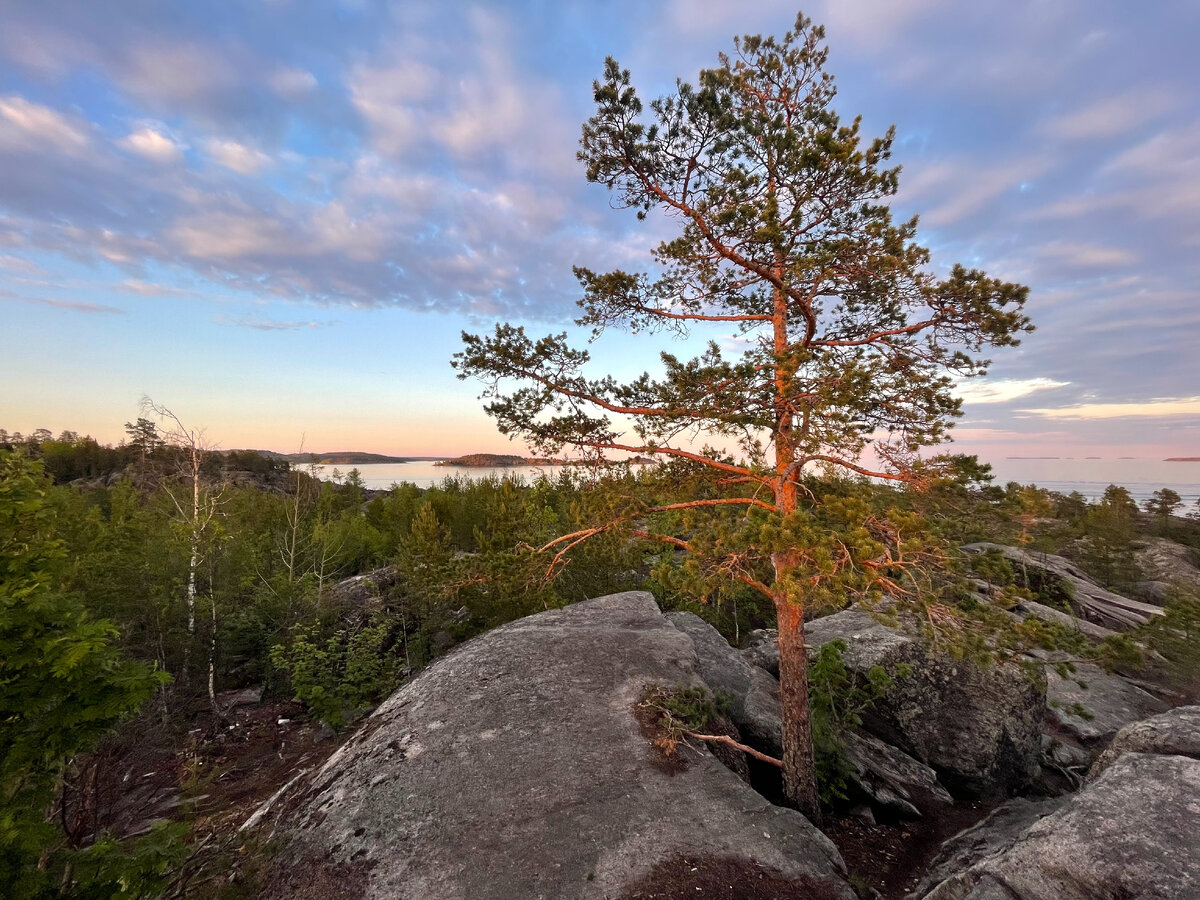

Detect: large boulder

[257,592,854,900]
[669,612,952,819]
[1087,704,1200,781]
[915,752,1200,899]
[1045,661,1167,746]
[805,610,1045,798]
[842,730,953,820]
[666,612,784,756]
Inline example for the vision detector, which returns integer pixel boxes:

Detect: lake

[336,457,1200,506]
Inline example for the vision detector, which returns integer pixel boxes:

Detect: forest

[2,423,1199,898]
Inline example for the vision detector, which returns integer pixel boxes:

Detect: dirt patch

[621,854,850,900]
[824,799,997,900]
[259,855,372,900]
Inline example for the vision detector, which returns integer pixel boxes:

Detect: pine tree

[454,13,1030,819]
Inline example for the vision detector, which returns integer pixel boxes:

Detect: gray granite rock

[1087,704,1200,782]
[257,592,855,900]
[740,628,780,677]
[962,543,1165,630]
[843,730,954,820]
[916,753,1200,900]
[805,609,1045,798]
[1045,661,1167,746]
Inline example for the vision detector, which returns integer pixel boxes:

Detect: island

[436,453,560,467]
[1165,457,1200,462]
[272,451,421,465]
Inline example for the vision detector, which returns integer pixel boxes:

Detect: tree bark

[775,593,821,824]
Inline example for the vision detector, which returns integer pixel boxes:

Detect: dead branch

[686,732,782,768]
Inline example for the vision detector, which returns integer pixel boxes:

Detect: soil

[823,799,999,900]
[621,854,850,900]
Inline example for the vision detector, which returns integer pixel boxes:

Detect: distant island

[436,453,559,467]
[437,453,661,468]
[1165,457,1200,462]
[264,451,421,465]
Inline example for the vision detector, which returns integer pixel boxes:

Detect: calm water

[339,458,1200,506]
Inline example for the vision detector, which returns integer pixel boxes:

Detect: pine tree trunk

[775,594,821,824]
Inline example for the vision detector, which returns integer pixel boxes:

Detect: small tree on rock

[454,14,1031,820]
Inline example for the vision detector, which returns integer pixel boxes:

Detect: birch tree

[141,398,227,712]
[454,14,1031,820]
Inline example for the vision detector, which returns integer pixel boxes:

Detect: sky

[0,0,1197,461]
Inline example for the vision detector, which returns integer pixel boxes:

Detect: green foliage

[270,617,405,731]
[1134,587,1200,683]
[807,640,902,806]
[0,452,169,897]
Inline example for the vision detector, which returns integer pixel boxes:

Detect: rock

[324,565,400,612]
[907,797,1065,900]
[1006,597,1117,641]
[962,542,1166,630]
[1133,580,1174,604]
[666,612,783,755]
[843,730,954,820]
[1045,661,1166,746]
[805,609,1045,798]
[1039,734,1090,771]
[1087,705,1200,782]
[668,612,954,819]
[741,628,780,677]
[914,753,1200,900]
[1134,536,1200,594]
[257,592,855,900]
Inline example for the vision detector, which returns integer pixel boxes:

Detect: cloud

[1020,397,1200,420]
[0,94,90,155]
[268,67,318,98]
[899,155,1052,227]
[4,294,123,314]
[956,378,1071,404]
[217,315,332,331]
[118,125,184,164]
[206,139,271,174]
[1042,88,1177,141]
[1035,241,1137,269]
[120,279,196,297]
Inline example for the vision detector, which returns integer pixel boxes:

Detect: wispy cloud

[957,378,1070,404]
[1020,397,1200,420]
[5,294,124,314]
[217,315,333,331]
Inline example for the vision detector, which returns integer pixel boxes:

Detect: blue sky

[1,0,1197,460]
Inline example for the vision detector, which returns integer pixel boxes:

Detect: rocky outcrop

[805,610,1045,798]
[1045,661,1167,746]
[667,612,784,756]
[257,592,855,900]
[914,753,1200,899]
[1087,705,1200,781]
[1134,536,1200,594]
[962,542,1165,629]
